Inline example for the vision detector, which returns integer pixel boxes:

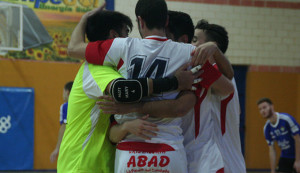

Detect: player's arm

[264,127,276,173]
[268,145,276,173]
[98,90,196,118]
[109,115,159,143]
[191,42,234,80]
[106,63,202,103]
[284,115,300,172]
[293,134,300,172]
[138,91,196,118]
[50,123,66,163]
[68,4,106,59]
[196,61,234,96]
[210,75,234,96]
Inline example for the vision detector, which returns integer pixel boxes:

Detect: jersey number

[128,56,168,79]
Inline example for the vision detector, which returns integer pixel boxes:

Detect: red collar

[145,36,168,41]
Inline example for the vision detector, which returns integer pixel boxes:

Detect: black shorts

[276,157,296,173]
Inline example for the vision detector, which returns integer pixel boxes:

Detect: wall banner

[0,87,34,170]
[0,0,105,62]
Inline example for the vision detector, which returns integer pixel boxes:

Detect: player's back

[57,63,122,173]
[114,36,195,149]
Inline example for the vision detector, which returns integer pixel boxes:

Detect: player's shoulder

[115,37,140,43]
[278,112,295,121]
[169,39,195,48]
[60,102,67,107]
[111,37,136,46]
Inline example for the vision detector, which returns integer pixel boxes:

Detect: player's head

[63,81,73,102]
[166,10,194,43]
[135,0,168,37]
[192,19,229,53]
[257,97,274,119]
[86,10,133,41]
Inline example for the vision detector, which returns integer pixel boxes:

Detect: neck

[269,112,277,125]
[142,28,166,38]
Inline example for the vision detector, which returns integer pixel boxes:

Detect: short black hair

[86,10,132,41]
[257,97,273,105]
[135,0,168,30]
[168,10,194,43]
[64,81,73,92]
[195,19,229,53]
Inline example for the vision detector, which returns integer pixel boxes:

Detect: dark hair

[64,81,73,92]
[257,97,273,105]
[86,10,133,41]
[195,19,229,53]
[168,10,194,43]
[135,0,168,30]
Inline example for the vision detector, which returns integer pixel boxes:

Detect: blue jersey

[264,112,300,158]
[59,102,68,125]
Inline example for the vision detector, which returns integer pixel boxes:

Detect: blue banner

[0,87,34,170]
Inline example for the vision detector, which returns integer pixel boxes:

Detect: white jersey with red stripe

[211,78,246,173]
[181,86,224,173]
[86,35,195,150]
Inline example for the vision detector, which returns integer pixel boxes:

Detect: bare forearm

[55,124,66,150]
[211,75,234,96]
[137,91,196,118]
[109,124,128,143]
[269,146,276,172]
[214,51,234,80]
[67,16,88,59]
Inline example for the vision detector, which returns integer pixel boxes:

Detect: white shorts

[115,141,188,173]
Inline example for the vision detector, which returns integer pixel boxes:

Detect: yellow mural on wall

[0,0,105,62]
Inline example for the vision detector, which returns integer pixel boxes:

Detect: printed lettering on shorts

[126,151,170,173]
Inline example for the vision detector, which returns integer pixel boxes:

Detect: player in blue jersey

[257,97,300,173]
[50,81,73,163]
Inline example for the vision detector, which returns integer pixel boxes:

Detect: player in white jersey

[192,19,246,173]
[166,12,232,173]
[165,12,235,173]
[181,62,227,173]
[97,11,235,173]
[68,1,233,172]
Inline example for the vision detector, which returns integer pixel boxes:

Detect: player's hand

[190,42,219,66]
[97,95,140,114]
[50,148,59,163]
[81,2,106,20]
[175,63,203,91]
[123,115,159,140]
[294,159,300,173]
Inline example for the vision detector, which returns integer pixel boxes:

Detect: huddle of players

[57,0,246,172]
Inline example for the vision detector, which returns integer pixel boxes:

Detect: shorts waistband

[117,141,175,153]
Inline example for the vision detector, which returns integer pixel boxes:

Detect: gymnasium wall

[116,0,300,66]
[0,59,80,169]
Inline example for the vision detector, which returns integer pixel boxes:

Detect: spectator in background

[50,81,73,163]
[257,97,300,173]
